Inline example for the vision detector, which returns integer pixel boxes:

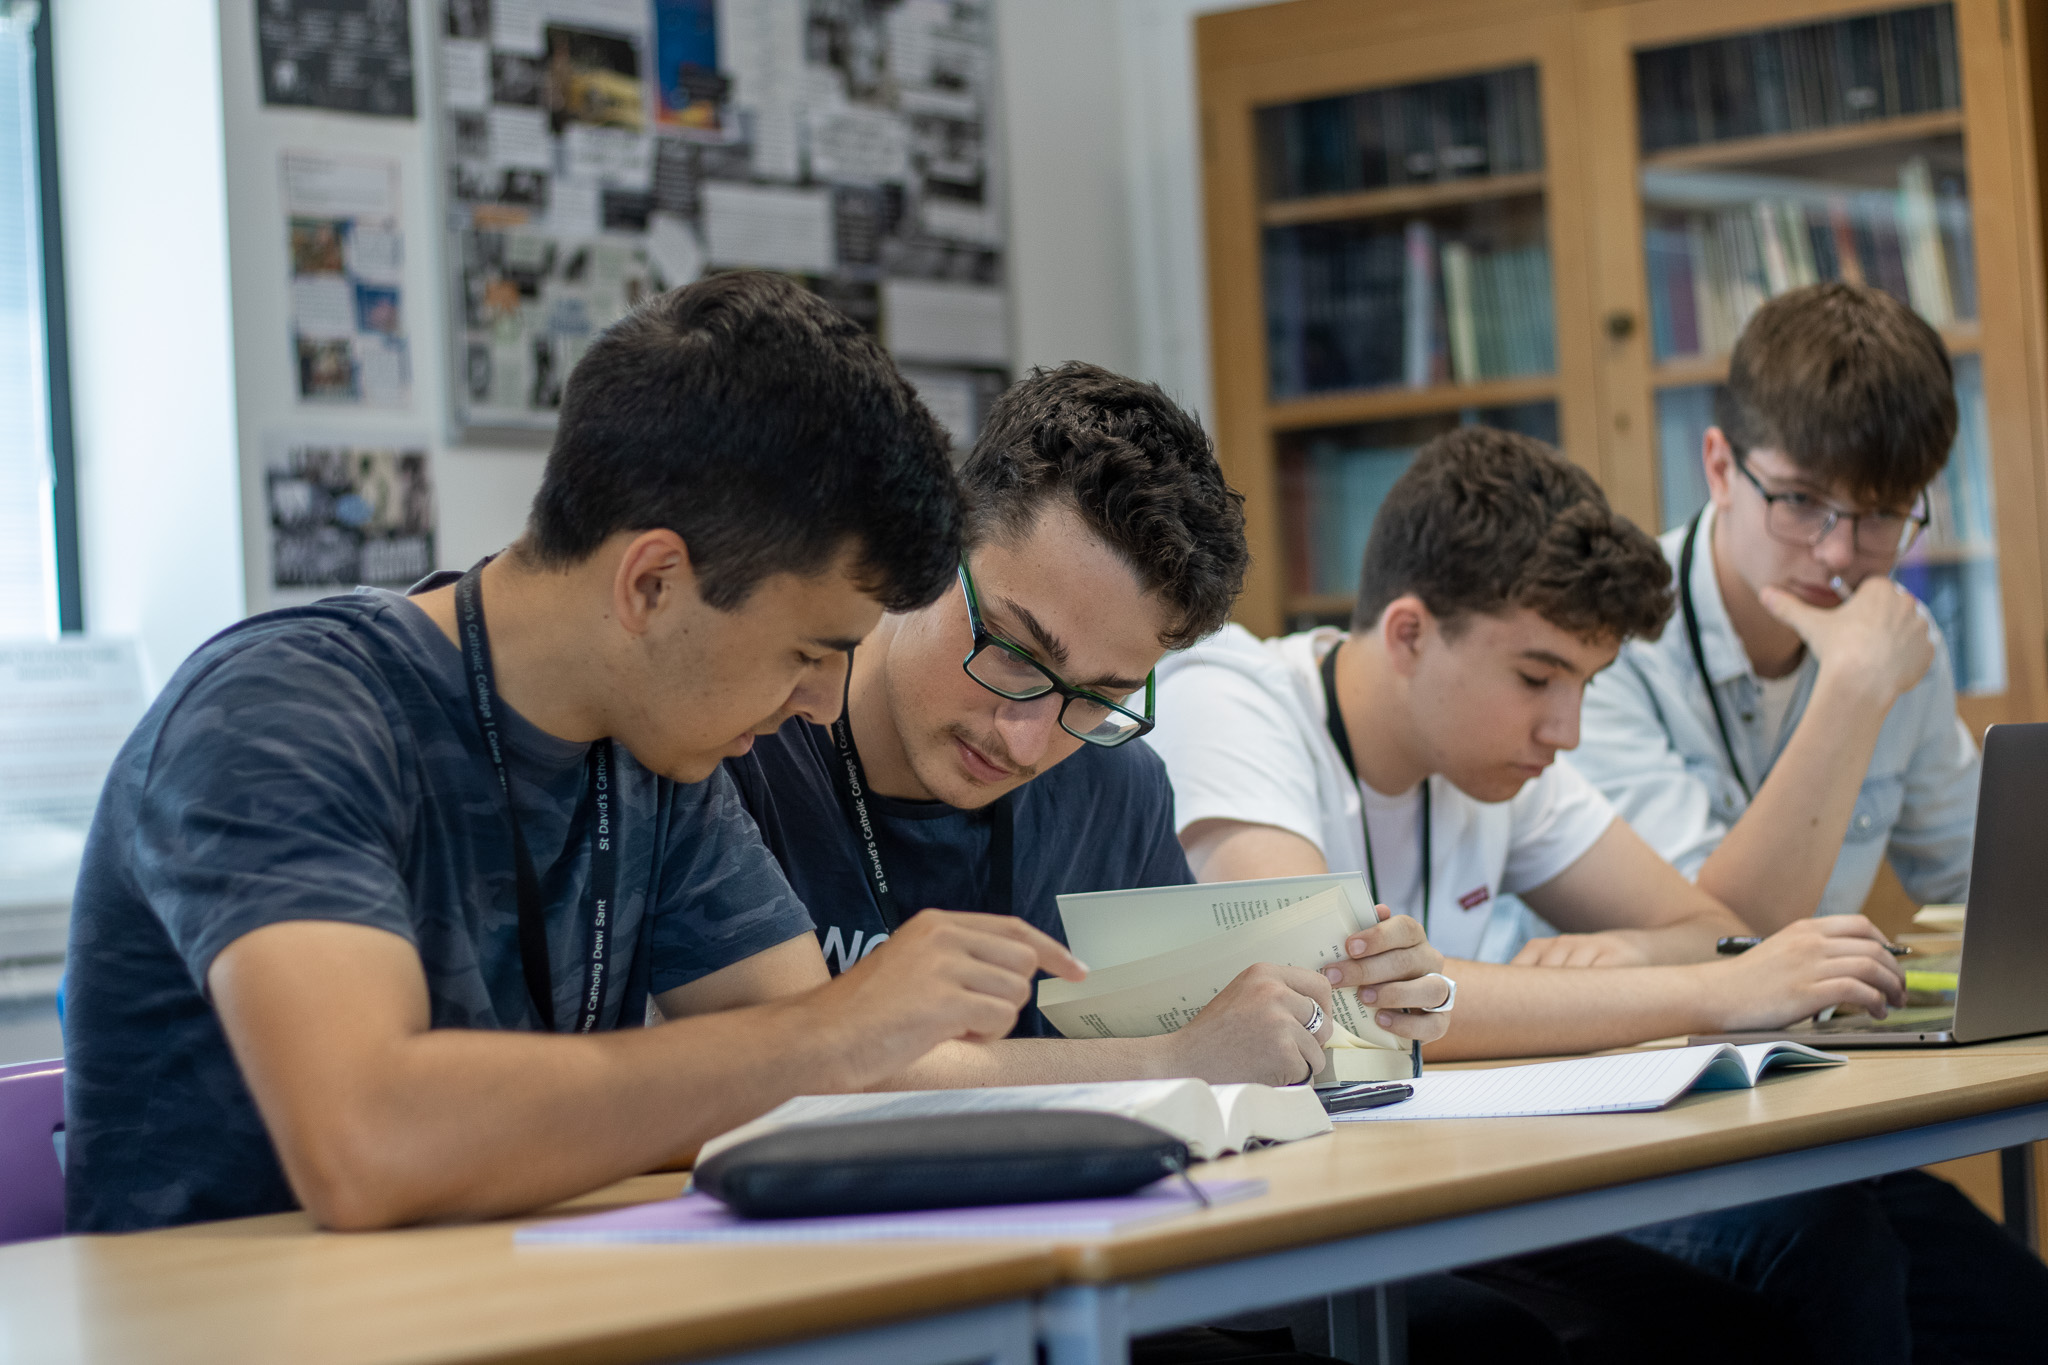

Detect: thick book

[1330,1041,1845,1121]
[697,1078,1333,1166]
[1038,875,1413,1085]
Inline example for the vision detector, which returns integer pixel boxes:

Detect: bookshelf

[1198,0,2048,734]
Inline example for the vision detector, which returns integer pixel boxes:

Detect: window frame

[27,1,78,631]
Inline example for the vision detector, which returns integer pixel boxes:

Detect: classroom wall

[51,0,1266,684]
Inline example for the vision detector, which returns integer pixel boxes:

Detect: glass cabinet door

[1631,5,2006,695]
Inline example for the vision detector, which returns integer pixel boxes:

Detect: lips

[954,734,1018,784]
[1787,582,1843,608]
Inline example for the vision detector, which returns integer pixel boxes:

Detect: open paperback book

[1332,1041,1846,1121]
[1037,875,1412,1084]
[697,1078,1333,1167]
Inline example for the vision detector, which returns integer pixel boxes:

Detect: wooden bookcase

[1197,0,2048,742]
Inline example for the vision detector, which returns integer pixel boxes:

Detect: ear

[611,529,695,638]
[1702,427,1737,513]
[1376,594,1431,677]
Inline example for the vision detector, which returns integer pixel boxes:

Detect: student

[1151,425,1908,1060]
[1565,283,2046,1363]
[1569,282,1975,938]
[726,373,1801,1365]
[62,273,1080,1234]
[724,362,1449,1085]
[1148,425,2045,1363]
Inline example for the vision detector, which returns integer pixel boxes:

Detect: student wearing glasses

[1565,282,1976,945]
[723,362,1452,1089]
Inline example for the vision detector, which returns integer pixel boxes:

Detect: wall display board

[437,0,1008,442]
[258,0,418,116]
[283,151,411,406]
[266,434,437,591]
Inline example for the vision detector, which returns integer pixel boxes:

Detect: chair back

[0,1058,64,1243]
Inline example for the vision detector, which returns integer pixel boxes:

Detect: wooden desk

[0,1175,1059,1365]
[1040,1050,2048,1364]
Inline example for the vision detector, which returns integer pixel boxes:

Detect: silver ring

[1419,973,1457,1013]
[1303,1001,1324,1035]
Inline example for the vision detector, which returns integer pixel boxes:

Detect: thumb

[1757,584,1819,631]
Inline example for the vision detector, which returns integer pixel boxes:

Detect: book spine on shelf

[1311,442,1345,596]
[1529,245,1556,374]
[1280,452,1312,597]
[1897,155,1954,326]
[1403,220,1436,389]
[1828,197,1865,287]
[1937,174,1977,321]
[1442,242,1479,384]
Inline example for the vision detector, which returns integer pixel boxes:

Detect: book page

[1037,887,1403,1053]
[1055,873,1375,969]
[697,1078,1224,1164]
[1331,1046,1733,1120]
[1211,1083,1331,1151]
[1728,1040,1846,1086]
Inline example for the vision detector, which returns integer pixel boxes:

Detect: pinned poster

[266,434,436,592]
[283,151,410,408]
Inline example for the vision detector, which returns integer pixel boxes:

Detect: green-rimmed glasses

[1731,451,1931,562]
[957,562,1156,748]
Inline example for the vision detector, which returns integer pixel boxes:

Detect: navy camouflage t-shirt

[64,581,812,1232]
[724,716,1192,1036]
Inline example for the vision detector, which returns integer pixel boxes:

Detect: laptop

[1691,721,2048,1049]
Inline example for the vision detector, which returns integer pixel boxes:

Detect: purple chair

[0,1058,64,1243]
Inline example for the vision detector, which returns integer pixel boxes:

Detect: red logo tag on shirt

[1458,886,1491,911]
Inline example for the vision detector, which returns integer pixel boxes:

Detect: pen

[1716,935,1911,958]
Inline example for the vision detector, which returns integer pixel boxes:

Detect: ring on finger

[1419,973,1457,1013]
[1303,1001,1324,1035]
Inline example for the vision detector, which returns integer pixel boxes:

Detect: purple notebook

[516,1177,1268,1245]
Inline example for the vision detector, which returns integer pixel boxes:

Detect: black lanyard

[454,562,617,1034]
[1320,639,1426,1079]
[1678,513,1753,801]
[1319,641,1429,932]
[827,658,1012,932]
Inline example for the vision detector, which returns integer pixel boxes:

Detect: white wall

[54,0,244,687]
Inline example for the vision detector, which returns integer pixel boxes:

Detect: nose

[1812,516,1859,572]
[992,693,1063,768]
[788,653,852,727]
[1535,686,1582,752]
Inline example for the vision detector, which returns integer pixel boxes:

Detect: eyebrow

[993,596,1149,695]
[1521,649,1583,676]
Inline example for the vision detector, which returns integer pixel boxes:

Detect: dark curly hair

[521,271,961,612]
[1353,426,1673,643]
[959,363,1248,649]
[1718,281,1955,510]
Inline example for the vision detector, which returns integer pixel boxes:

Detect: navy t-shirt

[724,717,1193,1036]
[64,582,813,1232]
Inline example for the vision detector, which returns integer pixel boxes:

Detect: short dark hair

[521,271,961,612]
[1353,426,1673,643]
[1717,282,1956,509]
[959,363,1247,650]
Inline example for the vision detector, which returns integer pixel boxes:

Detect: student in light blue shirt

[1568,282,1977,941]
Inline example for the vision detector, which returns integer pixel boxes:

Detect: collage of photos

[266,438,436,592]
[283,150,411,407]
[441,0,1008,441]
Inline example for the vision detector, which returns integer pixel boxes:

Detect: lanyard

[454,561,617,1034]
[1318,641,1429,931]
[1319,639,1426,1079]
[1677,513,1754,801]
[827,659,1013,933]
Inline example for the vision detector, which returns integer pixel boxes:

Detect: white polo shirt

[1150,624,1618,964]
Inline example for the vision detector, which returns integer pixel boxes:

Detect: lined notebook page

[1333,1047,1727,1120]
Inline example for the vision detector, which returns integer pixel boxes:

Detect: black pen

[1716,935,1912,958]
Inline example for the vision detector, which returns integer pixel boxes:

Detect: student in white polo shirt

[1569,282,1976,937]
[1149,424,2045,1364]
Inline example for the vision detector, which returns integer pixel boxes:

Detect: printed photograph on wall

[267,437,436,590]
[282,151,411,407]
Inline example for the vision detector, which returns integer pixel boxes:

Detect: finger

[1812,977,1890,1021]
[1510,937,1557,966]
[1803,914,1887,942]
[1272,963,1337,1013]
[944,958,1038,1009]
[1757,584,1819,629]
[1816,950,1908,1004]
[1347,915,1427,958]
[945,990,1026,1043]
[1374,1009,1451,1044]
[1364,976,1451,1012]
[955,914,1087,981]
[1349,946,1447,994]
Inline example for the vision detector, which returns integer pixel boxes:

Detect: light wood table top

[0,1174,1061,1365]
[1054,1048,2048,1282]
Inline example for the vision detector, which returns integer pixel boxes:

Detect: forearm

[1696,672,1890,934]
[1596,900,1743,965]
[878,1035,1186,1090]
[1422,958,1716,1060]
[270,995,866,1228]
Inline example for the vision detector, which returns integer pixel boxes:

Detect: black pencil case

[693,1110,1190,1218]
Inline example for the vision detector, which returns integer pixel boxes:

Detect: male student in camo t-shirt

[62,274,1079,1233]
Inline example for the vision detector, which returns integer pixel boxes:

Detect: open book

[1332,1041,1846,1121]
[1037,876,1412,1084]
[697,1078,1333,1166]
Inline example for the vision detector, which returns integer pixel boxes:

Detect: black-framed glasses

[1731,452,1931,562]
[957,562,1156,747]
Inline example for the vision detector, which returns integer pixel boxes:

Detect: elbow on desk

[277,1118,432,1232]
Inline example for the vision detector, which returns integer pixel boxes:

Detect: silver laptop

[1692,722,2048,1049]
